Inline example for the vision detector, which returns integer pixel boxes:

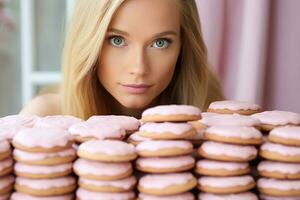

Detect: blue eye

[152,39,171,49]
[109,36,126,47]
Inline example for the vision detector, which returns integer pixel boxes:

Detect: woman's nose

[127,46,150,76]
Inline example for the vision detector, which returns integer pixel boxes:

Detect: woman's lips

[121,83,153,94]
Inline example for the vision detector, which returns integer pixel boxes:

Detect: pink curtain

[196,0,300,113]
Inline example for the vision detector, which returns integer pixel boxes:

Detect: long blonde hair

[61,0,224,119]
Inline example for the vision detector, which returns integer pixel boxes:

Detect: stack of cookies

[0,140,14,199]
[74,139,137,200]
[136,105,201,199]
[12,128,76,199]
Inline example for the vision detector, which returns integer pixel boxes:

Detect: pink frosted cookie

[138,172,197,196]
[199,141,258,162]
[199,192,258,200]
[87,115,140,134]
[0,175,14,195]
[10,192,74,200]
[138,192,195,200]
[14,162,73,179]
[0,115,39,127]
[35,115,82,130]
[0,124,26,141]
[127,131,152,146]
[260,142,300,163]
[260,194,300,200]
[139,122,196,140]
[269,126,300,146]
[207,100,261,115]
[0,158,13,177]
[136,155,195,173]
[13,148,76,165]
[68,121,125,143]
[77,140,137,162]
[0,140,10,161]
[76,188,136,200]
[196,159,250,176]
[258,178,300,196]
[258,161,300,179]
[198,175,255,194]
[142,105,201,122]
[14,176,76,196]
[251,111,300,131]
[204,125,263,145]
[136,140,193,157]
[73,158,133,180]
[12,128,74,152]
[78,176,137,193]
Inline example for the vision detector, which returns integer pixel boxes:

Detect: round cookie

[35,115,82,130]
[257,178,300,196]
[74,158,133,180]
[199,192,258,200]
[14,176,76,196]
[269,126,300,146]
[258,161,300,179]
[14,162,73,179]
[251,111,300,131]
[0,158,13,177]
[196,159,250,176]
[12,128,74,152]
[136,155,195,173]
[13,148,76,165]
[204,125,263,145]
[136,140,193,157]
[0,124,25,141]
[68,121,125,143]
[76,188,136,200]
[127,131,152,146]
[207,100,261,115]
[260,142,300,163]
[78,176,137,193]
[10,192,74,200]
[138,172,197,196]
[0,140,10,161]
[77,140,137,162]
[260,194,300,200]
[0,175,14,195]
[141,105,201,122]
[0,114,38,127]
[138,192,195,200]
[199,141,258,162]
[139,122,196,140]
[198,175,255,194]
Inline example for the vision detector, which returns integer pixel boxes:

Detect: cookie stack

[136,105,201,199]
[74,139,137,200]
[12,128,76,199]
[257,126,300,199]
[0,140,14,199]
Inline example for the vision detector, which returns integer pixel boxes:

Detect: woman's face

[98,0,181,109]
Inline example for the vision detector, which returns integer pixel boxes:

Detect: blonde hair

[61,0,224,119]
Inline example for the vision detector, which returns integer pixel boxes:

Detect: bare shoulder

[19,93,61,117]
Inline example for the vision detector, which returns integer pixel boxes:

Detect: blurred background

[0,0,299,117]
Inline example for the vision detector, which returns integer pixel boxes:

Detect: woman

[20,0,224,119]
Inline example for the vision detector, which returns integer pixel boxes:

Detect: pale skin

[20,0,181,118]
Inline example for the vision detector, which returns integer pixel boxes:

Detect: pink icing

[0,158,13,171]
[142,105,201,117]
[68,121,125,139]
[13,148,76,161]
[206,125,262,139]
[79,176,136,190]
[15,176,75,190]
[137,155,195,168]
[258,161,300,174]
[260,194,300,200]
[87,115,140,131]
[0,124,27,140]
[35,115,82,130]
[74,158,132,176]
[128,132,152,142]
[260,142,300,156]
[13,128,73,148]
[14,162,73,174]
[251,111,300,125]
[270,126,300,140]
[196,159,249,171]
[136,140,193,151]
[0,115,39,127]
[78,140,136,155]
[199,192,258,200]
[198,175,254,188]
[10,192,74,200]
[0,175,14,190]
[201,141,258,159]
[138,172,195,189]
[258,178,300,190]
[140,122,194,135]
[200,114,260,127]
[209,100,260,111]
[0,140,10,153]
[139,192,195,200]
[76,188,135,200]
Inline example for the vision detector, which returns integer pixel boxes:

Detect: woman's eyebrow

[107,28,178,38]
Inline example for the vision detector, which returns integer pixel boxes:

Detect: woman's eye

[152,39,171,49]
[109,36,126,47]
